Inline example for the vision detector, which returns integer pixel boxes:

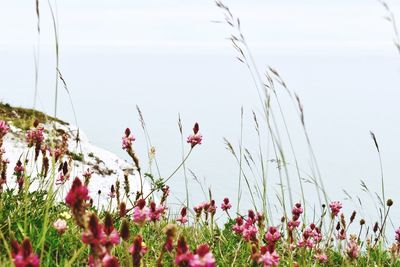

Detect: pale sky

[1,0,399,52]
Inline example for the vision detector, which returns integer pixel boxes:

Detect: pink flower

[26,126,44,147]
[258,251,279,267]
[108,185,116,198]
[122,128,135,150]
[176,236,193,266]
[232,217,244,234]
[53,219,68,234]
[242,223,258,241]
[315,253,328,263]
[221,197,232,211]
[190,244,216,267]
[187,122,203,148]
[207,200,217,215]
[65,177,89,210]
[177,207,188,224]
[265,227,281,243]
[11,238,40,267]
[347,238,360,259]
[329,201,342,217]
[395,228,400,243]
[148,202,166,222]
[102,254,120,267]
[0,120,9,137]
[82,214,105,245]
[292,203,303,216]
[129,235,147,266]
[132,199,149,224]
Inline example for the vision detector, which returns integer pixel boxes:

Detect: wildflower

[129,235,147,267]
[233,216,244,234]
[83,169,92,186]
[258,250,280,267]
[65,177,89,210]
[207,200,217,215]
[119,218,131,241]
[82,213,105,246]
[347,236,360,259]
[102,213,120,251]
[395,228,400,243]
[132,199,148,224]
[315,253,328,263]
[108,185,116,198]
[102,254,120,267]
[242,223,258,241]
[187,122,203,148]
[329,201,342,217]
[122,128,135,150]
[148,201,166,222]
[119,202,127,217]
[0,120,9,137]
[190,244,216,267]
[177,207,188,224]
[221,198,232,211]
[53,219,68,234]
[163,224,177,252]
[265,226,280,243]
[11,238,40,267]
[175,236,194,267]
[194,204,203,219]
[292,203,303,216]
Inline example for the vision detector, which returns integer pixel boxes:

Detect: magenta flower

[122,128,136,150]
[102,254,120,267]
[346,238,360,259]
[107,185,116,198]
[132,199,149,224]
[292,203,303,216]
[11,238,40,267]
[265,227,281,243]
[175,236,193,266]
[53,219,68,234]
[0,120,9,137]
[187,122,203,148]
[258,251,280,267]
[329,201,342,217]
[148,202,166,222]
[242,223,258,241]
[396,228,400,243]
[177,207,188,224]
[65,177,89,210]
[221,197,232,211]
[315,253,328,263]
[129,235,147,267]
[232,216,244,234]
[26,126,44,147]
[82,214,105,245]
[190,244,216,267]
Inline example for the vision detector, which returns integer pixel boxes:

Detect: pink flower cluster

[396,228,400,244]
[82,213,121,266]
[177,207,188,224]
[53,219,68,234]
[11,238,39,267]
[25,125,44,147]
[221,197,232,211]
[233,210,258,242]
[0,120,9,137]
[122,128,136,150]
[187,122,203,148]
[288,203,303,243]
[193,200,217,221]
[297,223,322,248]
[132,199,167,225]
[258,250,280,267]
[175,237,215,267]
[65,177,90,213]
[329,201,342,217]
[346,237,360,259]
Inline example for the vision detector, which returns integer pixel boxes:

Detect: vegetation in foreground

[0,111,399,267]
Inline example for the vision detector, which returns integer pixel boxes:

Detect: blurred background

[0,0,400,223]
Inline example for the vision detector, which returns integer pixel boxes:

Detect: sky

[1,0,400,223]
